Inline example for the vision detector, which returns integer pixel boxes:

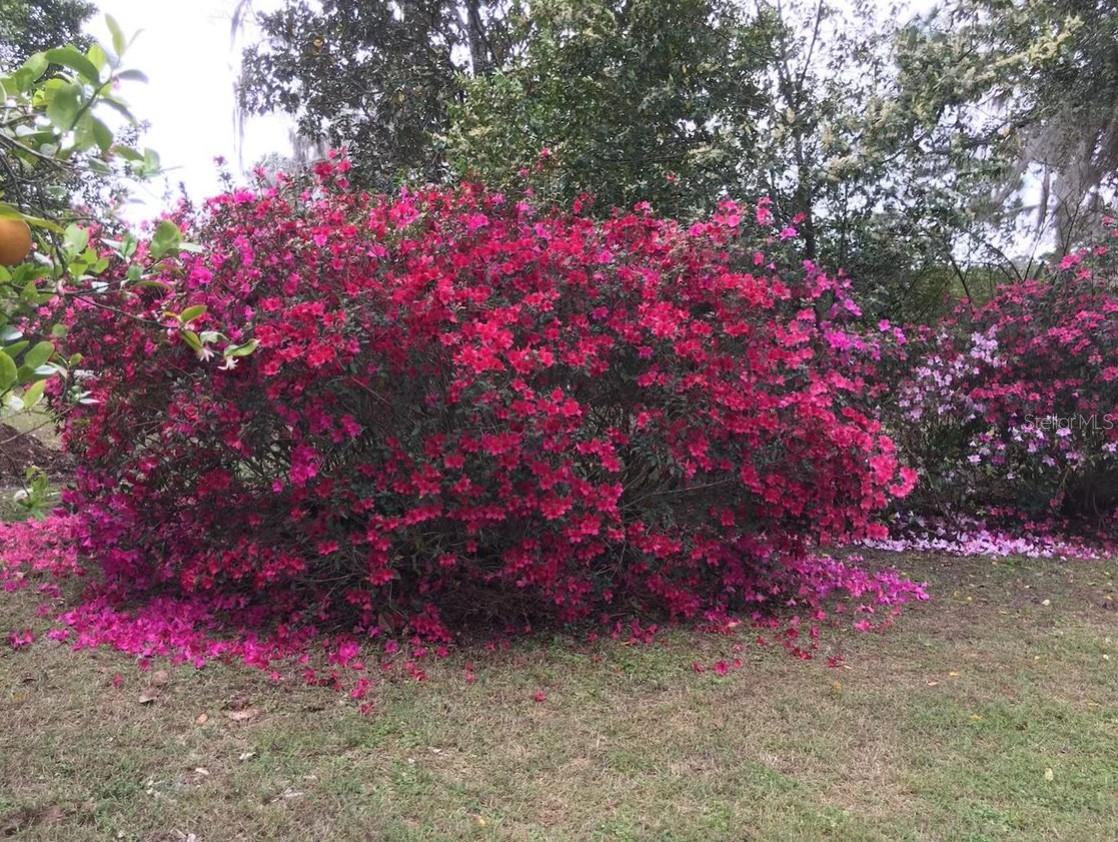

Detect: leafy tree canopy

[446,0,776,217]
[0,0,95,70]
[238,0,513,190]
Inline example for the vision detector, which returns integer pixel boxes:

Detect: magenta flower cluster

[0,164,933,695]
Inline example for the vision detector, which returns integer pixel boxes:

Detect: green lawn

[2,551,1116,841]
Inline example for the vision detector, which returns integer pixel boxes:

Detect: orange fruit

[0,219,33,266]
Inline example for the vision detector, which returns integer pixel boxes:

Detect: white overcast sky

[89,0,293,221]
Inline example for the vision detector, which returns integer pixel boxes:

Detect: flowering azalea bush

[33,162,925,683]
[878,217,1118,523]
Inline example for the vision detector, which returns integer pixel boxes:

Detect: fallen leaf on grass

[182,768,210,787]
[138,692,158,705]
[268,788,304,803]
[225,707,260,722]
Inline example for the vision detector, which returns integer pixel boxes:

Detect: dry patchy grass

[2,552,1117,841]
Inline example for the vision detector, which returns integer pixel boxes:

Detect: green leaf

[115,69,149,83]
[73,112,115,155]
[44,47,101,84]
[225,339,260,358]
[63,224,89,257]
[45,82,82,131]
[22,341,54,370]
[106,14,127,57]
[74,113,97,152]
[136,147,161,177]
[90,116,113,153]
[3,340,29,358]
[112,144,144,162]
[0,352,16,390]
[87,42,108,72]
[120,232,138,258]
[149,220,182,260]
[12,53,48,91]
[16,364,45,384]
[179,305,207,324]
[181,329,202,353]
[21,378,46,409]
[23,215,65,235]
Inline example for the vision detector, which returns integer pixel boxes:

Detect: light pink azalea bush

[878,217,1118,528]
